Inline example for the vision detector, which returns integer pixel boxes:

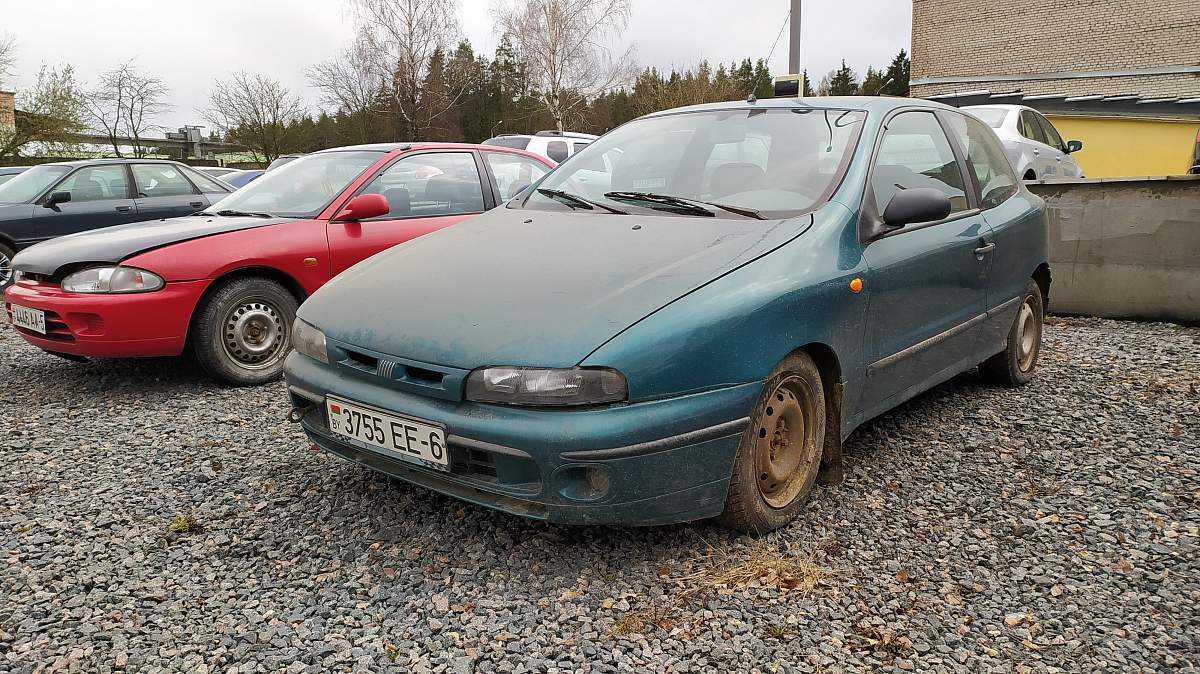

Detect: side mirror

[334,193,390,221]
[44,191,72,208]
[881,188,952,228]
[1065,140,1083,154]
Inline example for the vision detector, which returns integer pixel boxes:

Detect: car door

[859,110,993,414]
[1018,110,1056,178]
[131,163,207,219]
[480,151,551,203]
[29,164,140,242]
[1033,113,1079,178]
[327,150,493,275]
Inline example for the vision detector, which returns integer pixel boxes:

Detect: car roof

[35,158,187,168]
[0,166,30,174]
[642,95,957,118]
[315,142,554,165]
[962,104,1034,113]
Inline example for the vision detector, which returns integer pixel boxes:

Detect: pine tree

[882,49,910,97]
[828,60,858,96]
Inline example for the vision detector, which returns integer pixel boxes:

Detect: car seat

[710,162,765,198]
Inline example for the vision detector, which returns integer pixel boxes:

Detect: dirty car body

[285,97,1049,529]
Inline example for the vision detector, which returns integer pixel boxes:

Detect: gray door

[30,164,140,242]
[1033,113,1080,178]
[1018,110,1057,178]
[131,163,208,219]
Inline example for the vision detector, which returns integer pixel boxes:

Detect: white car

[482,130,598,164]
[964,104,1084,180]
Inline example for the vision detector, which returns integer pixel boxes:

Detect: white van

[482,131,598,164]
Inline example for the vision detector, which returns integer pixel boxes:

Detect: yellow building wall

[1047,115,1200,178]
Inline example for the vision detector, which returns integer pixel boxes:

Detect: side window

[53,165,130,203]
[1019,111,1048,145]
[484,152,550,200]
[1035,114,1066,151]
[946,113,1019,210]
[183,166,231,194]
[572,142,589,154]
[546,141,569,163]
[132,164,197,198]
[359,152,485,218]
[872,111,970,215]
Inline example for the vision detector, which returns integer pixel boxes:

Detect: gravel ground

[1,317,1197,674]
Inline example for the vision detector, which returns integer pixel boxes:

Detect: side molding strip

[560,417,750,461]
[868,295,1022,374]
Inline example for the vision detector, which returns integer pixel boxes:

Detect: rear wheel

[191,277,298,386]
[718,352,825,534]
[980,279,1044,387]
[0,243,15,289]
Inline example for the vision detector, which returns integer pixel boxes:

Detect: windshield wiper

[603,191,766,220]
[197,209,275,218]
[536,188,627,214]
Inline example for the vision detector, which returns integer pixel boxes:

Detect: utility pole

[788,0,801,77]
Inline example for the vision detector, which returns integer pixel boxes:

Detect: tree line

[0,1,911,164]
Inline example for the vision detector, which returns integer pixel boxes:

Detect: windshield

[968,107,1009,128]
[0,164,73,204]
[523,107,865,219]
[206,151,383,218]
[483,137,531,150]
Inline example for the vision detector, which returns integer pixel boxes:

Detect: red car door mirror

[334,194,390,221]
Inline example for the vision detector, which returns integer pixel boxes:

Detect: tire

[718,352,826,534]
[0,243,15,289]
[191,277,298,386]
[980,279,1044,388]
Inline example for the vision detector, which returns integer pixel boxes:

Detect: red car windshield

[206,151,384,218]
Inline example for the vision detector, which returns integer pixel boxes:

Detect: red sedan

[4,143,553,384]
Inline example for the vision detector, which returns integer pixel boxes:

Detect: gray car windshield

[523,107,865,219]
[206,151,383,218]
[0,165,73,204]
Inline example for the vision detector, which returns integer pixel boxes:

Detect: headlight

[60,266,164,293]
[291,318,328,364]
[465,367,626,406]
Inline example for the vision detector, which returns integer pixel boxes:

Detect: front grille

[452,448,498,481]
[329,340,468,402]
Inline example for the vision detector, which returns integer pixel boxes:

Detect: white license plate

[10,304,46,334]
[326,397,449,470]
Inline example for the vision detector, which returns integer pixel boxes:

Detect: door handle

[115,205,132,213]
[974,243,996,256]
[190,201,204,208]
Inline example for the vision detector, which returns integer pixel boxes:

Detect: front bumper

[3,279,207,358]
[284,351,762,526]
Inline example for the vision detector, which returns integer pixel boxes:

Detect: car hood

[303,207,813,369]
[12,214,294,276]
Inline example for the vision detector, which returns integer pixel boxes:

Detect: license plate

[326,397,449,471]
[10,304,46,334]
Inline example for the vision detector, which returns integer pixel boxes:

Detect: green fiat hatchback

[283,97,1049,532]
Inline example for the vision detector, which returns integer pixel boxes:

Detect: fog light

[555,465,612,502]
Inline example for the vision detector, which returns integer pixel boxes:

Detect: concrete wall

[910,0,1200,98]
[1028,176,1200,324]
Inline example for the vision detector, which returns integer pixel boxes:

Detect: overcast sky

[1,0,912,130]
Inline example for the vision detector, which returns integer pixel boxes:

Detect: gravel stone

[1,316,1197,673]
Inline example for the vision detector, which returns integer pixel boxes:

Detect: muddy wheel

[980,279,1044,388]
[718,352,825,534]
[191,277,297,386]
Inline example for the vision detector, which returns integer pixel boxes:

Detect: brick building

[0,91,15,133]
[910,0,1200,177]
[910,0,1200,99]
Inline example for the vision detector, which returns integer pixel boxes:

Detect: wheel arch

[791,341,845,486]
[185,265,308,348]
[1032,262,1051,308]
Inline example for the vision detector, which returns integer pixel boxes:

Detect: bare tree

[307,35,383,143]
[202,72,307,163]
[0,33,16,89]
[349,0,464,140]
[494,0,635,133]
[86,61,172,157]
[0,65,87,159]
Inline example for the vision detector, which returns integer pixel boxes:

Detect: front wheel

[980,279,1044,387]
[718,352,826,534]
[0,243,16,289]
[191,277,298,386]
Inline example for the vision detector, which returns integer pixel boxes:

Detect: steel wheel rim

[0,251,11,286]
[1016,299,1039,371]
[221,299,287,370]
[754,376,821,509]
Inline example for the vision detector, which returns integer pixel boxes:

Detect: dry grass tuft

[677,541,829,597]
[610,603,674,636]
[166,514,200,534]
